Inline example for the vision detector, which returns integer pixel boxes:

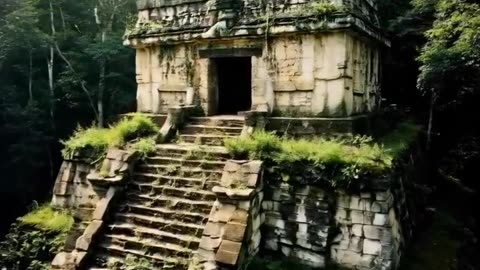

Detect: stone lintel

[198,47,263,58]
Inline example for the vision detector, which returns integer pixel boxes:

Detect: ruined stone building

[126,0,388,117]
[50,1,418,270]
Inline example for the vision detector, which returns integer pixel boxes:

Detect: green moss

[61,113,159,161]
[20,205,74,233]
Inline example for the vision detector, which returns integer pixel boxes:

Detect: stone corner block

[215,240,242,265]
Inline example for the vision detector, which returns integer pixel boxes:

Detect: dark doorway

[214,57,252,114]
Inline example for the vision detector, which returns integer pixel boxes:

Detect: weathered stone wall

[134,33,381,116]
[50,149,140,269]
[261,179,412,270]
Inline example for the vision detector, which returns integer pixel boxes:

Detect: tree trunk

[28,49,33,104]
[427,92,436,151]
[48,0,56,127]
[97,31,106,128]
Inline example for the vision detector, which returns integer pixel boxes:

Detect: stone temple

[125,0,389,117]
[50,1,421,270]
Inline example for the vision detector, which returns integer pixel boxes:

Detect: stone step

[115,213,205,238]
[155,143,230,159]
[129,182,217,201]
[132,173,212,189]
[97,242,189,269]
[127,193,214,215]
[178,134,236,146]
[141,157,226,170]
[134,165,223,179]
[181,124,243,136]
[107,223,201,250]
[189,116,244,128]
[121,203,208,225]
[103,234,194,259]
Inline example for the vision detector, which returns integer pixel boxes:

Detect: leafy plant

[0,205,74,270]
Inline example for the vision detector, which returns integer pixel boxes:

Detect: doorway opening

[214,57,252,114]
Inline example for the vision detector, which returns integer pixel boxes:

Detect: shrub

[62,113,159,161]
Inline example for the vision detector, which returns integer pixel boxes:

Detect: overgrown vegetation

[20,205,74,233]
[225,121,420,189]
[311,0,342,17]
[61,114,159,161]
[0,205,74,270]
[129,137,157,158]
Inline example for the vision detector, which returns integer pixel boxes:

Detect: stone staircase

[90,115,244,269]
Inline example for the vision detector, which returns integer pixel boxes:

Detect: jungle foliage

[0,205,74,269]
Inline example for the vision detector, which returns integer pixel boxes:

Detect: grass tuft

[62,113,159,160]
[20,205,74,233]
[129,137,157,158]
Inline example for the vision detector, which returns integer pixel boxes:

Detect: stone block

[250,230,261,251]
[223,222,247,242]
[199,236,222,251]
[360,255,376,268]
[54,182,69,196]
[51,252,76,269]
[211,204,236,223]
[364,211,374,225]
[203,222,223,238]
[220,171,236,187]
[337,250,362,266]
[76,220,103,251]
[373,213,388,226]
[252,214,262,231]
[335,208,349,223]
[363,239,382,255]
[293,248,325,268]
[244,160,263,174]
[352,224,363,237]
[372,202,389,213]
[363,225,384,240]
[247,174,259,188]
[351,210,364,224]
[224,161,242,172]
[348,236,364,252]
[238,200,251,210]
[375,191,391,201]
[226,188,255,200]
[262,201,273,211]
[229,209,248,224]
[216,240,242,265]
[92,187,117,220]
[198,248,216,262]
[265,238,279,251]
[74,251,88,268]
[106,148,127,160]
